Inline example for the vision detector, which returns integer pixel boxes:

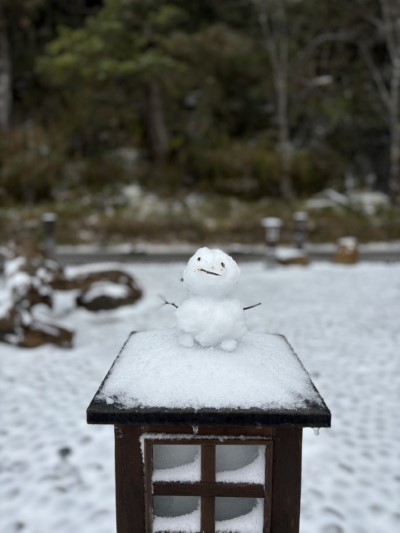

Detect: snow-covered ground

[1,261,399,533]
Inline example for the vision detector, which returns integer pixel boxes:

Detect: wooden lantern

[87,330,331,533]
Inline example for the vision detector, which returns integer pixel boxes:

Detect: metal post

[293,211,308,250]
[42,212,57,258]
[0,251,4,276]
[261,217,282,267]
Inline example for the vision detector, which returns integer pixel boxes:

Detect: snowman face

[183,247,240,297]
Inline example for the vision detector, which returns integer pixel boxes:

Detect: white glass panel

[216,446,265,484]
[153,444,199,469]
[153,450,200,482]
[215,498,263,533]
[216,445,259,472]
[153,496,200,533]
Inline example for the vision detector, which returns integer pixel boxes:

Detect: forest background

[1,0,400,245]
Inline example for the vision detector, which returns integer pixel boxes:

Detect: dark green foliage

[0,126,64,203]
[0,0,398,205]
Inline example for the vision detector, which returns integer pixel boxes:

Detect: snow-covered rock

[305,188,349,210]
[349,190,389,215]
[276,246,310,266]
[335,236,359,264]
[74,270,142,311]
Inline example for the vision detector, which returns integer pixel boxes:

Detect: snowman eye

[221,262,225,268]
[197,257,201,261]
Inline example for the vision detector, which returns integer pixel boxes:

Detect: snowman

[175,247,247,351]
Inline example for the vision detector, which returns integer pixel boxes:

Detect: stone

[334,237,359,264]
[75,270,142,311]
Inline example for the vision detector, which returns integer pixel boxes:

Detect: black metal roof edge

[86,331,136,413]
[277,334,331,415]
[87,412,330,428]
[87,403,331,428]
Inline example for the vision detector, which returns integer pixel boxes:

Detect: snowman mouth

[199,268,221,277]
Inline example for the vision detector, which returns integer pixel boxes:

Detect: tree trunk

[255,0,295,202]
[145,81,169,169]
[388,55,400,204]
[275,69,294,202]
[0,9,11,132]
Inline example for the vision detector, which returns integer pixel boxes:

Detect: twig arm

[243,303,262,311]
[159,295,179,309]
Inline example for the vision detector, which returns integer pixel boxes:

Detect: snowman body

[176,247,246,351]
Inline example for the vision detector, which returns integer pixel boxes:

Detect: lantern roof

[87,330,330,428]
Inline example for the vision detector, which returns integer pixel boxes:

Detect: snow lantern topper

[175,247,254,352]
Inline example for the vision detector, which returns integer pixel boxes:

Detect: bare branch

[359,43,391,111]
[243,303,262,311]
[296,32,354,64]
[379,0,398,62]
[159,295,178,309]
[253,0,279,71]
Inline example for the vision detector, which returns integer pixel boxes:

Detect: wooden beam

[147,437,272,446]
[153,481,265,498]
[139,424,277,438]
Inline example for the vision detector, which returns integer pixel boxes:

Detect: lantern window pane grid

[144,436,273,533]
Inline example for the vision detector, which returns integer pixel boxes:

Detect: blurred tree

[358,0,400,203]
[38,0,190,170]
[252,0,294,201]
[0,5,10,130]
[0,0,46,130]
[0,0,101,130]
[0,0,391,203]
[37,0,268,189]
[250,0,367,200]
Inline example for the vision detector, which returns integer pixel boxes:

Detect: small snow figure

[176,247,247,351]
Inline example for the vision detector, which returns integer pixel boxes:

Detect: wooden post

[115,425,145,533]
[263,441,273,532]
[201,444,216,533]
[270,427,303,532]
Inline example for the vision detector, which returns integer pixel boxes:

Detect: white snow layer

[153,452,201,482]
[153,498,264,532]
[81,281,130,303]
[215,498,264,532]
[1,261,400,533]
[99,329,319,409]
[153,505,200,533]
[216,446,265,484]
[151,445,264,484]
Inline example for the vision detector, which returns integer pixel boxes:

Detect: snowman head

[183,247,240,298]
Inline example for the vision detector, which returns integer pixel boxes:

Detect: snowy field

[1,260,400,533]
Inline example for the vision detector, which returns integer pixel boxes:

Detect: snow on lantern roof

[87,329,330,427]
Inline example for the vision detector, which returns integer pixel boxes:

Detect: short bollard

[87,330,331,533]
[41,212,57,257]
[261,217,282,267]
[293,212,308,250]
